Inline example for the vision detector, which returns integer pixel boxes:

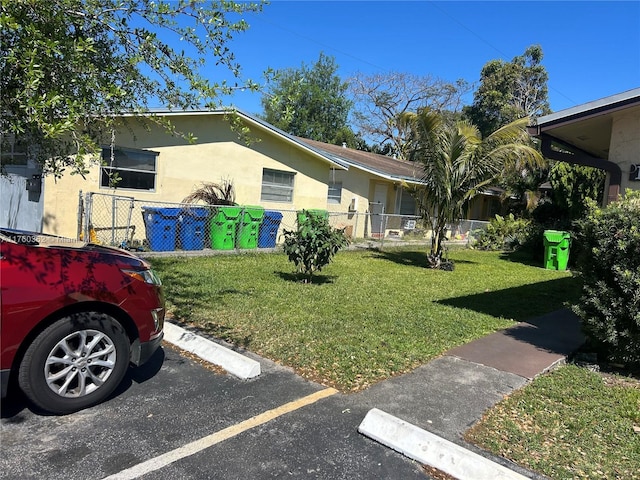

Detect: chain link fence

[78,192,489,253]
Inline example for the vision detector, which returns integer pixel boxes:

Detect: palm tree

[400,109,543,268]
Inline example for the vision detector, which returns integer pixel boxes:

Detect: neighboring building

[528,87,640,205]
[0,136,45,232]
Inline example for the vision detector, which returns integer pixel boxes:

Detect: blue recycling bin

[258,210,283,248]
[179,207,210,250]
[142,207,181,251]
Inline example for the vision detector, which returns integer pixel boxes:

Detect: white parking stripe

[101,388,338,480]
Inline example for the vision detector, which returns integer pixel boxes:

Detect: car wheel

[18,312,130,414]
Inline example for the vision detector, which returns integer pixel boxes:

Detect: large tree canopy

[1,0,263,177]
[260,53,353,144]
[464,45,551,138]
[349,72,468,160]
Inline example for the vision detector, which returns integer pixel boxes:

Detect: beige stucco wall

[43,114,341,238]
[608,108,640,197]
[324,167,395,238]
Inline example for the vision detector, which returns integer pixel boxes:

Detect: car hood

[0,229,149,269]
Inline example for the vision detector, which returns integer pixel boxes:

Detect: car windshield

[0,229,87,248]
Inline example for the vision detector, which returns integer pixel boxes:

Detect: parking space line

[101,387,338,480]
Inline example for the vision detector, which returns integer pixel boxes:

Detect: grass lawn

[466,364,640,479]
[150,247,580,391]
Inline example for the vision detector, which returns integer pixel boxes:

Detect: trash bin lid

[264,210,284,220]
[213,206,242,220]
[242,206,265,221]
[182,207,210,218]
[543,230,570,242]
[142,207,181,218]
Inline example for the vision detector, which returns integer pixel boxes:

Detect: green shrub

[282,210,349,283]
[474,213,531,251]
[573,191,640,366]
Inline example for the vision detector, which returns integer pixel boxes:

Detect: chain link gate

[80,192,137,248]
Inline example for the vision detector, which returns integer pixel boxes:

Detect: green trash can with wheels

[210,206,242,250]
[237,206,265,249]
[543,230,571,270]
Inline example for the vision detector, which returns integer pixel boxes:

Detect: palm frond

[182,179,237,206]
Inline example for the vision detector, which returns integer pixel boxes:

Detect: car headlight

[122,268,162,286]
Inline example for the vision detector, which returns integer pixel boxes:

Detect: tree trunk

[428,213,447,268]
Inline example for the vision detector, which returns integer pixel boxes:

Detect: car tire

[18,312,130,414]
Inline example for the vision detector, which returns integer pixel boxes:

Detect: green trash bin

[296,209,329,228]
[210,206,242,250]
[543,230,571,270]
[237,206,265,249]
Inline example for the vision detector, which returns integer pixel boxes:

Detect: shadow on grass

[499,250,546,268]
[152,267,255,322]
[437,276,582,323]
[275,271,337,285]
[368,249,478,268]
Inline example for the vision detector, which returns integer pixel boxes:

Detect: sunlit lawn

[150,247,580,391]
[466,364,640,479]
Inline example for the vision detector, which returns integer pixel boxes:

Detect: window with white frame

[261,168,295,202]
[327,181,342,204]
[101,146,158,191]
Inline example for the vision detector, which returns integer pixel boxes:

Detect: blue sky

[211,0,640,117]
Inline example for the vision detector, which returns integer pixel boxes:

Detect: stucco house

[38,109,431,239]
[2,108,500,244]
[528,87,640,205]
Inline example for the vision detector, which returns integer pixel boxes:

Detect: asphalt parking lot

[1,343,430,480]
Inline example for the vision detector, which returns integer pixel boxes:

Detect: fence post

[84,192,92,243]
[353,211,359,241]
[76,190,83,240]
[111,196,117,246]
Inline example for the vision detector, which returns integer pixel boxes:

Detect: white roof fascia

[532,87,640,127]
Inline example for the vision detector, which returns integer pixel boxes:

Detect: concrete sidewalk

[356,308,585,479]
[447,308,585,379]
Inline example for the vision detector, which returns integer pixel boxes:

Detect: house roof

[527,87,640,159]
[295,137,425,185]
[144,107,425,184]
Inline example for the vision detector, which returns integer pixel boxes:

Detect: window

[261,169,295,202]
[399,188,417,215]
[327,181,342,204]
[101,147,158,191]
[1,135,28,167]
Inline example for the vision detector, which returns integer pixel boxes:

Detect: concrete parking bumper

[359,408,528,480]
[163,322,261,379]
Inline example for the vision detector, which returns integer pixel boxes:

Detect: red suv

[1,229,165,414]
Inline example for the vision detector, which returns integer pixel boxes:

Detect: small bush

[474,213,531,251]
[282,211,349,283]
[573,191,640,366]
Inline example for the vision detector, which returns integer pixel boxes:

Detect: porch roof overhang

[527,88,640,203]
